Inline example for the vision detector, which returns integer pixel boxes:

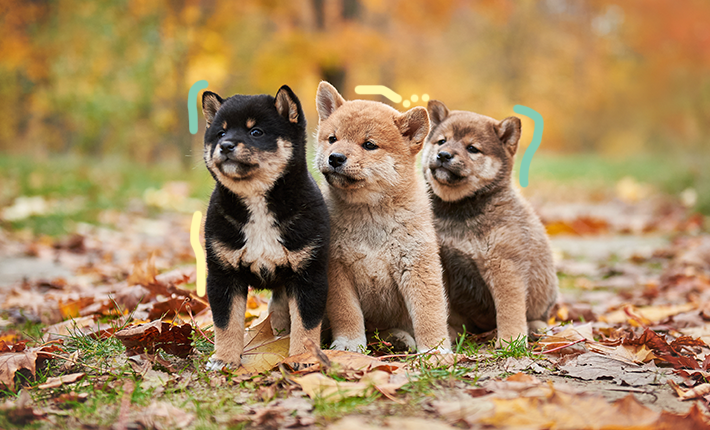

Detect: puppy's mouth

[216,159,259,179]
[430,166,466,186]
[323,172,365,189]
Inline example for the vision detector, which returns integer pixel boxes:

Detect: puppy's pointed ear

[496,116,522,156]
[316,81,345,122]
[396,106,430,154]
[275,85,302,124]
[202,91,223,128]
[427,100,449,128]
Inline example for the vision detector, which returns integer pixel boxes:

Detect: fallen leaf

[44,316,96,338]
[250,397,315,428]
[234,314,290,375]
[668,380,710,400]
[559,353,670,386]
[292,370,405,402]
[0,350,38,391]
[136,400,195,430]
[115,321,193,358]
[0,389,46,424]
[601,303,697,325]
[285,348,405,374]
[37,372,85,389]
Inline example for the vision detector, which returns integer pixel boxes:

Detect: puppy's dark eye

[217,131,226,138]
[363,141,378,151]
[328,135,337,144]
[466,145,481,154]
[437,139,446,145]
[250,128,263,137]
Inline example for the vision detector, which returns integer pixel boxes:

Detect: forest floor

[1,154,710,429]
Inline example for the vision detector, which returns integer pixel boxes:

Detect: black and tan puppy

[315,82,451,353]
[422,100,558,346]
[201,86,329,370]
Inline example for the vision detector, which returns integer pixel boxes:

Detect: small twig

[541,339,585,354]
[187,306,214,345]
[41,352,105,373]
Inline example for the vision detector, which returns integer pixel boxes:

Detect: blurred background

[1,0,709,236]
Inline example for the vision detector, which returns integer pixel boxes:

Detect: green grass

[521,151,710,212]
[0,153,214,236]
[491,336,542,360]
[1,150,708,237]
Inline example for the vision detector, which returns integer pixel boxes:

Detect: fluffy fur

[422,100,558,345]
[315,81,451,353]
[201,85,329,370]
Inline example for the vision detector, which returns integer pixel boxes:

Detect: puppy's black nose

[437,151,453,162]
[220,141,236,153]
[329,153,347,168]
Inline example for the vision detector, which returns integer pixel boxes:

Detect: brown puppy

[315,82,451,353]
[422,100,558,346]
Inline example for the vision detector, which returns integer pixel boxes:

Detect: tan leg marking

[211,293,247,367]
[399,249,452,352]
[483,259,528,347]
[287,295,321,356]
[327,261,367,352]
[268,286,290,336]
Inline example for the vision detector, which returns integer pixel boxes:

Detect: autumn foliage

[1,0,709,159]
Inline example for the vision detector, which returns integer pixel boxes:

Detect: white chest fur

[212,195,314,277]
[240,195,288,274]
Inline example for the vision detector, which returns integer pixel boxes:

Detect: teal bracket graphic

[188,80,209,134]
[513,105,544,188]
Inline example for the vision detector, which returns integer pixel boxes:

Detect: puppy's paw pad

[430,346,453,354]
[331,337,366,353]
[206,357,237,372]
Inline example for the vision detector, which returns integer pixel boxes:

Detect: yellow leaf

[234,314,290,376]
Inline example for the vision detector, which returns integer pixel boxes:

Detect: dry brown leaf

[37,372,85,390]
[330,416,459,430]
[292,370,406,402]
[285,348,405,374]
[127,253,159,287]
[668,380,710,400]
[601,303,697,325]
[0,389,46,424]
[44,316,95,338]
[482,392,661,429]
[233,314,289,375]
[137,400,195,430]
[0,350,38,391]
[115,321,193,358]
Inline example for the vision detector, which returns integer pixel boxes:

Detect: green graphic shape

[513,105,544,188]
[188,80,209,134]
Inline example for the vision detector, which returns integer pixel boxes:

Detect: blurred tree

[0,0,707,160]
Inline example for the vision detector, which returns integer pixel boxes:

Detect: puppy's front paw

[331,336,367,353]
[206,357,239,372]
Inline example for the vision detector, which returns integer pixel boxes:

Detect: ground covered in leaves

[2,176,710,429]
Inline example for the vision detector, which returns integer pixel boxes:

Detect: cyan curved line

[188,80,209,135]
[513,105,544,188]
